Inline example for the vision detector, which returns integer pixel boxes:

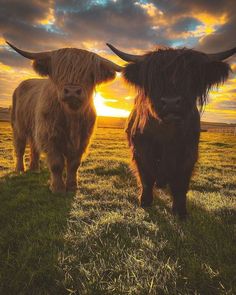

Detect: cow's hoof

[66,180,77,192]
[50,183,66,194]
[178,213,188,221]
[172,209,188,221]
[66,185,77,193]
[16,170,24,175]
[29,164,40,173]
[140,199,153,208]
[51,187,66,194]
[15,167,24,174]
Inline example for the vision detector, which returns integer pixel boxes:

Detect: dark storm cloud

[0,0,69,52]
[194,0,236,52]
[151,0,236,52]
[173,17,202,33]
[0,0,50,25]
[188,0,229,12]
[2,23,66,51]
[198,18,236,52]
[151,0,230,16]
[0,47,29,68]
[0,0,235,66]
[1,0,164,65]
[54,0,236,51]
[54,0,164,49]
[0,21,68,68]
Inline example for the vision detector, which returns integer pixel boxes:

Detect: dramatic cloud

[0,0,235,122]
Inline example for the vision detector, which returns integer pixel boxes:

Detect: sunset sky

[0,0,235,123]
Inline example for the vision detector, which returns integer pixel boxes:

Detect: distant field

[0,121,236,294]
[1,107,236,133]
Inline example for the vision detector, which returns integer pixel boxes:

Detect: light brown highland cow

[7,41,122,193]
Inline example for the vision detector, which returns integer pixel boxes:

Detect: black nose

[161,96,182,109]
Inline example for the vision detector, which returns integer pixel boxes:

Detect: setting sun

[94,92,130,118]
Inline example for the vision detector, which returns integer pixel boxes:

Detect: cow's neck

[63,105,92,150]
[63,111,81,146]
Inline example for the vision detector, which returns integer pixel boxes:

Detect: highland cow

[107,43,236,219]
[8,41,121,193]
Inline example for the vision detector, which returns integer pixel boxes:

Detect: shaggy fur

[12,48,116,193]
[123,47,231,218]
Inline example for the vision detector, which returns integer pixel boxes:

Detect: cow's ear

[32,57,51,77]
[123,62,142,87]
[204,61,231,87]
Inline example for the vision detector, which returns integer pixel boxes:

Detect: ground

[0,122,235,295]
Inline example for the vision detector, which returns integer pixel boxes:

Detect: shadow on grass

[144,191,236,294]
[59,162,235,294]
[0,162,235,294]
[0,170,74,294]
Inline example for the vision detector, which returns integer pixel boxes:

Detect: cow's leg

[65,155,81,192]
[13,133,26,173]
[170,143,198,219]
[65,137,90,192]
[132,144,156,207]
[65,125,95,192]
[169,168,193,219]
[47,150,65,193]
[29,140,40,171]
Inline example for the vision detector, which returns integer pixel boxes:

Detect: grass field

[0,121,236,295]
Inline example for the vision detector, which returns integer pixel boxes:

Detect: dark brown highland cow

[7,41,121,193]
[107,43,236,219]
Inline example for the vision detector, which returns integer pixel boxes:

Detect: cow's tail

[11,90,17,127]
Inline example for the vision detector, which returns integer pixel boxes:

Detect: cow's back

[12,79,47,138]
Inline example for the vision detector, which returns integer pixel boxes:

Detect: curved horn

[101,57,123,72]
[207,47,236,61]
[106,43,144,63]
[6,41,51,60]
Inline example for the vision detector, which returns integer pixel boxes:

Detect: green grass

[0,122,236,294]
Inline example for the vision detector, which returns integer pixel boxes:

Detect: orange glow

[135,2,163,17]
[0,46,235,123]
[196,13,227,26]
[195,13,227,40]
[0,62,14,73]
[0,38,5,45]
[38,8,55,25]
[94,92,130,117]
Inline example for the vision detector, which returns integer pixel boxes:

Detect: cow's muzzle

[159,96,184,123]
[62,85,84,110]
